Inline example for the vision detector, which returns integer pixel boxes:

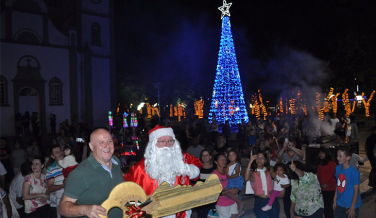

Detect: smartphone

[76,138,84,143]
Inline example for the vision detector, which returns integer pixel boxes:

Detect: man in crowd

[59,128,124,218]
[186,135,204,158]
[125,124,202,218]
[46,145,65,218]
[9,161,31,218]
[366,126,376,190]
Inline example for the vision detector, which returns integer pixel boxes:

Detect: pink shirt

[251,171,273,196]
[212,170,236,206]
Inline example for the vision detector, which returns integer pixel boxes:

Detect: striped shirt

[46,161,64,207]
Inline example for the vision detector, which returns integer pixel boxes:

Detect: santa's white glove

[184,164,200,179]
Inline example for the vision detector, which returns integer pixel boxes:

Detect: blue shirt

[335,165,362,208]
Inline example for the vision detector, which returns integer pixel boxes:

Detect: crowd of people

[0,112,375,218]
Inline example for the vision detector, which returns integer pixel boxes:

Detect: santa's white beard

[145,139,188,186]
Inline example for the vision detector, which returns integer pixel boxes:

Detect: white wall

[81,0,109,15]
[12,12,43,41]
[91,57,111,127]
[0,43,70,136]
[48,20,69,46]
[81,14,110,56]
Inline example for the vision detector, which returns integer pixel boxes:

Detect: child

[333,145,362,217]
[316,146,337,218]
[248,129,257,150]
[262,162,290,211]
[225,149,245,212]
[58,145,78,178]
[349,147,368,170]
[245,150,280,217]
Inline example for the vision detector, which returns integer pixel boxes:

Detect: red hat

[148,124,175,141]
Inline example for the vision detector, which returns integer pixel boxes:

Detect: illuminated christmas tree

[208,0,249,126]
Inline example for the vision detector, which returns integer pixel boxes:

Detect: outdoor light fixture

[108,111,113,127]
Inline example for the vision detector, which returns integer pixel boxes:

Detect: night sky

[114,0,376,108]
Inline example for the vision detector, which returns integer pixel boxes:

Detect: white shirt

[9,172,24,209]
[273,174,290,191]
[330,118,339,129]
[350,154,368,169]
[58,155,78,168]
[227,162,241,176]
[0,162,6,176]
[186,145,205,158]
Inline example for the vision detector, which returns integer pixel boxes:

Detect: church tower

[0,0,117,136]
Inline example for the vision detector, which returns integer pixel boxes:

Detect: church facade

[1,0,117,136]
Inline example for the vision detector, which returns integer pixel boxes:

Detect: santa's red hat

[148,124,175,141]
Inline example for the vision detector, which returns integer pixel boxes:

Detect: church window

[49,77,63,105]
[91,23,101,46]
[0,76,8,106]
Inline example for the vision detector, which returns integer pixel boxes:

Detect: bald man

[59,128,124,218]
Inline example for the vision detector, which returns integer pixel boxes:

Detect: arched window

[0,76,8,106]
[49,77,63,105]
[91,23,101,46]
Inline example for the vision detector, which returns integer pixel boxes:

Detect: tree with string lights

[208,0,249,126]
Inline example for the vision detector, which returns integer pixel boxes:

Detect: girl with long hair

[316,146,336,218]
[244,150,280,217]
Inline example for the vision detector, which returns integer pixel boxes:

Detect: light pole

[156,82,161,121]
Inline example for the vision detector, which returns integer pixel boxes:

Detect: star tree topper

[218,0,232,19]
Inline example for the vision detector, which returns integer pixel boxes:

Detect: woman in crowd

[197,149,216,218]
[212,153,239,218]
[198,149,216,182]
[244,150,280,217]
[289,160,324,218]
[22,157,51,218]
[316,147,336,218]
[276,138,304,164]
[277,121,290,142]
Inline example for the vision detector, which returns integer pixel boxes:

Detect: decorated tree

[208,0,249,126]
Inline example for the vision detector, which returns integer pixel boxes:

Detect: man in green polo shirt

[59,128,124,218]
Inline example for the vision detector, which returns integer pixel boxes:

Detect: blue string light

[208,16,249,126]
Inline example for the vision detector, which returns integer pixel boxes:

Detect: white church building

[1,0,117,136]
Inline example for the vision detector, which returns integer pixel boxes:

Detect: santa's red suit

[124,152,202,218]
[124,152,202,195]
[124,125,202,218]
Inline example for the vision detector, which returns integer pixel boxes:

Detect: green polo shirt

[64,153,124,218]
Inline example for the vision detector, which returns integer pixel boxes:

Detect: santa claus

[124,124,202,218]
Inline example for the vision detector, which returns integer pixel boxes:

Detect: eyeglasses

[157,139,175,145]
